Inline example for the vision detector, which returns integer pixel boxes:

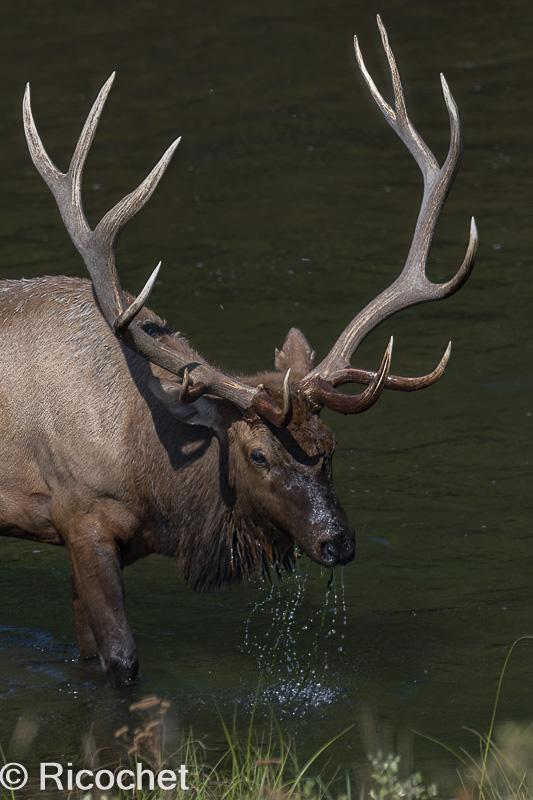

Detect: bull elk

[0,17,476,685]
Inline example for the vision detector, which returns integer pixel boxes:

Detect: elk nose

[340,537,355,564]
[321,536,355,565]
[322,540,339,562]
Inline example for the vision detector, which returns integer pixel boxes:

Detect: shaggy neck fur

[165,397,298,591]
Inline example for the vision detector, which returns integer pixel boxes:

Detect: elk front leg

[71,577,98,659]
[67,514,138,686]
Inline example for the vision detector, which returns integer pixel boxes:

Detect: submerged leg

[67,512,138,686]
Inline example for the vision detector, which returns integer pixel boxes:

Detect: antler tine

[352,34,394,125]
[23,84,63,189]
[69,72,116,228]
[96,136,181,245]
[298,16,477,412]
[434,215,478,298]
[24,76,294,428]
[330,341,451,392]
[307,337,393,414]
[114,261,161,331]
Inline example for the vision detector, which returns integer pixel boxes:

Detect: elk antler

[23,74,292,427]
[298,16,477,413]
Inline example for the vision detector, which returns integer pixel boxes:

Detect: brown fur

[0,276,354,684]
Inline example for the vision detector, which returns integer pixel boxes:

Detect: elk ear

[274,327,315,377]
[148,378,221,431]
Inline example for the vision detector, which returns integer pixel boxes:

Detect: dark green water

[0,0,532,788]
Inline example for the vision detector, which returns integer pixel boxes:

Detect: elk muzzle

[290,481,355,568]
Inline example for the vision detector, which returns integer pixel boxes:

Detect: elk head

[23,17,476,575]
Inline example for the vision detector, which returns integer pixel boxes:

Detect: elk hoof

[105,650,139,687]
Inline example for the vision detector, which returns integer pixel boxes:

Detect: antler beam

[298,16,477,414]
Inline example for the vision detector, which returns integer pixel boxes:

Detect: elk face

[229,409,355,568]
[150,368,355,570]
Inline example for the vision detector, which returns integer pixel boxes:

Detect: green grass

[109,702,356,800]
[3,712,533,800]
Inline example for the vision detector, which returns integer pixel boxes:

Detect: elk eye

[142,321,173,339]
[142,322,160,338]
[250,449,268,468]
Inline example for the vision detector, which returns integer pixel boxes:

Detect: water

[241,569,348,712]
[0,0,532,786]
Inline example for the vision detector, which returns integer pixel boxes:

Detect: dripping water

[241,566,349,714]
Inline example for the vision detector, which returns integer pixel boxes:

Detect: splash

[241,566,348,714]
